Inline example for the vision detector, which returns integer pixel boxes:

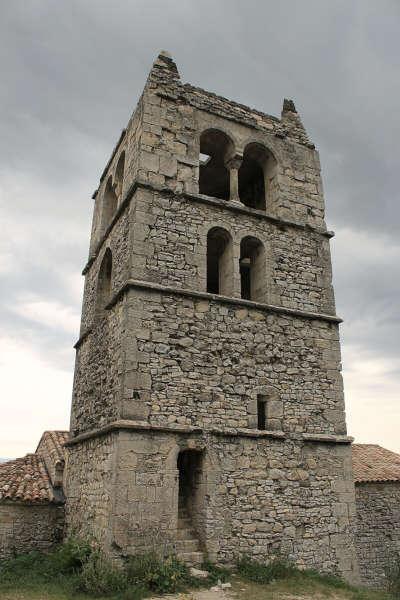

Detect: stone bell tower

[65,51,360,582]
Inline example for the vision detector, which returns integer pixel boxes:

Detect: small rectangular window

[257,396,267,430]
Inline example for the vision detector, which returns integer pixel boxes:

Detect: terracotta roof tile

[353,444,400,483]
[0,453,54,503]
[36,430,69,462]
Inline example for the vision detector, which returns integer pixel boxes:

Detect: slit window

[257,396,267,430]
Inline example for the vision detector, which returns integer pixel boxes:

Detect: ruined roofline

[149,51,308,140]
[182,82,280,124]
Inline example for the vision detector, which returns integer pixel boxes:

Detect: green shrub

[49,536,92,575]
[126,552,190,594]
[237,554,296,584]
[300,568,349,590]
[201,559,231,584]
[75,550,129,596]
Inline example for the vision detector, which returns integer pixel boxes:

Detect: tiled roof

[353,444,400,483]
[0,430,68,504]
[0,453,54,503]
[36,430,69,462]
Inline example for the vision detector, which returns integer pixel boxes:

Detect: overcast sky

[1,1,399,458]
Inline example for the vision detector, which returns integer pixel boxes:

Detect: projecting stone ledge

[66,420,353,447]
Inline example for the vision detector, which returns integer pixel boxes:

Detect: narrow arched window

[115,151,125,202]
[101,177,118,232]
[96,248,112,314]
[239,143,277,211]
[240,236,266,302]
[207,227,233,296]
[199,129,233,200]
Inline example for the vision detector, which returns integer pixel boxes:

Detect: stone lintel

[65,419,353,447]
[82,179,334,275]
[105,278,342,324]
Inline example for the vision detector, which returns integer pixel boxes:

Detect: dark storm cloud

[1,0,399,454]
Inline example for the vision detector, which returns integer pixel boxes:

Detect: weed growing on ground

[237,554,296,584]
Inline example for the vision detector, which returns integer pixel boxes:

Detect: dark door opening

[177,449,204,522]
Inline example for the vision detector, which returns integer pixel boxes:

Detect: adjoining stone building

[0,431,67,558]
[353,444,400,588]
[64,51,360,583]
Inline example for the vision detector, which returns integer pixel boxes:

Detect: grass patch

[0,540,202,599]
[237,554,296,584]
[0,544,398,600]
[234,556,396,600]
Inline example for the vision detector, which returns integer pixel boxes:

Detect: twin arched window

[199,130,276,212]
[100,151,126,233]
[96,248,112,314]
[206,228,266,302]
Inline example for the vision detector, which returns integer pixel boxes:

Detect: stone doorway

[176,449,204,565]
[177,449,204,520]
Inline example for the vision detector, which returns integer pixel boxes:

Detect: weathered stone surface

[0,503,63,559]
[65,51,360,586]
[355,482,400,588]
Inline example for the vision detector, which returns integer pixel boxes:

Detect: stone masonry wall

[71,298,125,436]
[109,429,358,583]
[131,187,335,314]
[0,503,63,559]
[121,288,345,436]
[137,53,326,229]
[81,209,130,333]
[90,94,144,256]
[65,433,117,545]
[355,482,400,588]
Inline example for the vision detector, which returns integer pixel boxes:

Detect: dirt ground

[147,588,345,600]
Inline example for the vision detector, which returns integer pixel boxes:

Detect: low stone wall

[355,482,400,588]
[64,433,117,546]
[0,502,64,559]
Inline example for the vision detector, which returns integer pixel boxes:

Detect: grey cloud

[1,0,399,453]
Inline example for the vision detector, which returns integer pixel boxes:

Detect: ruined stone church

[1,52,400,589]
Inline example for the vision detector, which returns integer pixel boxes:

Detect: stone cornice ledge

[107,278,342,324]
[73,280,341,348]
[82,179,334,276]
[139,180,334,239]
[65,420,353,447]
[302,433,354,444]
